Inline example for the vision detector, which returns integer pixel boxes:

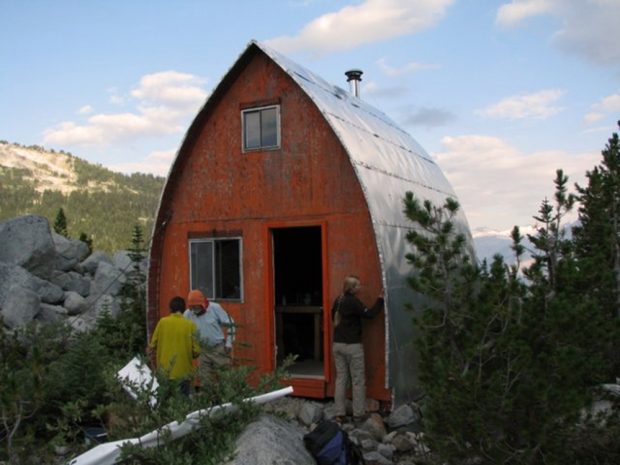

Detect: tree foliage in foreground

[405,125,620,464]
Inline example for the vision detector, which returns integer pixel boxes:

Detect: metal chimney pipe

[345,69,363,98]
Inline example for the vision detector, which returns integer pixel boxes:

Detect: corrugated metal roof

[255,40,472,405]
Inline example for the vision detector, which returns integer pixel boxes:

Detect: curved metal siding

[256,41,472,405]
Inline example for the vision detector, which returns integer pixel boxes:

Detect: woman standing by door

[332,275,384,424]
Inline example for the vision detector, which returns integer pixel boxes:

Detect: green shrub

[405,159,620,463]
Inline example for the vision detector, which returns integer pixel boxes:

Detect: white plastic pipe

[68,386,294,465]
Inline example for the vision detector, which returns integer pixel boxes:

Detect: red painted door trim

[264,219,330,393]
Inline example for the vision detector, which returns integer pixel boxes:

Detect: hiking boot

[334,415,346,425]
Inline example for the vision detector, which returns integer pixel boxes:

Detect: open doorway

[272,226,324,378]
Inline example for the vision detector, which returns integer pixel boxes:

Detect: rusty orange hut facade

[147,41,471,406]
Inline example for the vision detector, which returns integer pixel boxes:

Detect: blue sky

[1,0,619,231]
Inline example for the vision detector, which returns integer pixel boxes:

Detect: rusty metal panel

[256,41,473,406]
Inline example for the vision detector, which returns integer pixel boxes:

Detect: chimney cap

[345,69,363,82]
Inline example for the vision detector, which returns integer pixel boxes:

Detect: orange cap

[187,289,208,308]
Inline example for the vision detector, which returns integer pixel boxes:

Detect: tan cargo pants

[333,342,366,418]
[197,343,231,385]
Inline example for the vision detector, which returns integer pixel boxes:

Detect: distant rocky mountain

[0,141,165,252]
[2,142,82,194]
[472,226,535,266]
[472,222,576,268]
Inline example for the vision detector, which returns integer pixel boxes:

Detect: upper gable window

[242,105,280,151]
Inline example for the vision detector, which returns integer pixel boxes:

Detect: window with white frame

[189,238,242,300]
[242,105,280,151]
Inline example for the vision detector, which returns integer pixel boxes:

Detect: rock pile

[225,397,429,465]
[0,215,144,332]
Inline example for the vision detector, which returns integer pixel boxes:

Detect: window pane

[190,241,214,298]
[244,111,261,149]
[215,239,241,299]
[261,107,278,147]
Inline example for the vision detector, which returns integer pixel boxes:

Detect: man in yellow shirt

[149,296,200,395]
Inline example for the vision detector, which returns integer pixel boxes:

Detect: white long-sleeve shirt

[183,302,235,349]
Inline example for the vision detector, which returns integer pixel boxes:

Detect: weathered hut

[147,40,471,406]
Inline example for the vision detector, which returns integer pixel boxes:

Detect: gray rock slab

[50,270,91,297]
[37,303,68,323]
[78,251,112,275]
[0,262,33,308]
[298,401,324,426]
[361,437,380,451]
[377,443,396,459]
[360,413,387,442]
[390,433,414,452]
[263,397,303,421]
[350,429,374,444]
[67,271,91,296]
[0,262,62,306]
[386,404,418,429]
[363,450,393,465]
[1,286,40,328]
[223,414,315,465]
[91,261,126,297]
[31,277,64,304]
[50,270,72,288]
[0,215,57,279]
[53,233,90,271]
[112,250,133,273]
[64,291,87,315]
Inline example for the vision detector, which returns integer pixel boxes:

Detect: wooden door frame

[263,219,331,384]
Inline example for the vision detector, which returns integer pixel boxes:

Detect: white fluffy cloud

[477,89,564,120]
[496,0,553,26]
[266,0,454,55]
[109,149,176,176]
[584,91,620,124]
[43,71,208,146]
[78,105,93,115]
[131,71,207,108]
[496,0,620,67]
[43,110,182,146]
[435,134,598,230]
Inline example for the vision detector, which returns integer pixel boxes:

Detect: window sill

[242,146,281,154]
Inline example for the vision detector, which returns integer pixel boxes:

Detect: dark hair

[169,296,186,313]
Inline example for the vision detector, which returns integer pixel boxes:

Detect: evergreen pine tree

[572,122,620,377]
[53,207,68,237]
[404,163,619,463]
[573,122,620,320]
[117,225,147,356]
[86,225,147,361]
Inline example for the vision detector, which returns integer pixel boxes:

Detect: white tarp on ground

[116,356,159,407]
[69,372,293,465]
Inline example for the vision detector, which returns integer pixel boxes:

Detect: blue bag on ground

[303,419,365,465]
